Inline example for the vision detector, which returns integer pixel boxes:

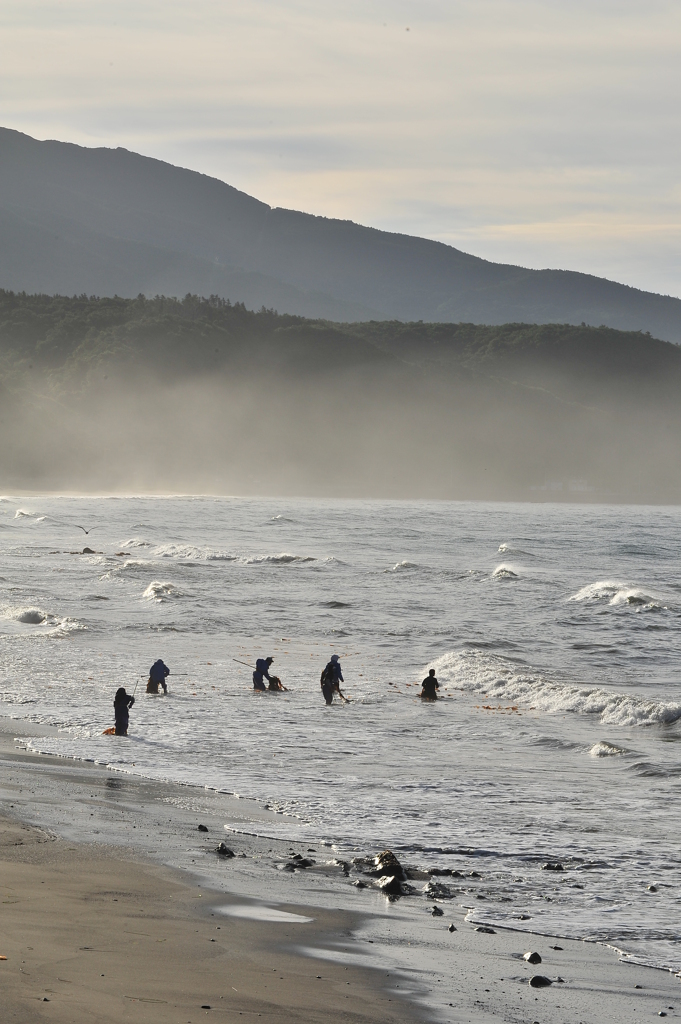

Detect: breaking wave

[498,543,533,556]
[143,581,182,602]
[433,649,681,727]
[102,558,155,578]
[152,544,314,565]
[589,741,630,758]
[492,564,518,579]
[121,537,152,548]
[14,509,46,522]
[386,560,419,572]
[1,604,85,635]
[8,606,52,624]
[569,580,665,610]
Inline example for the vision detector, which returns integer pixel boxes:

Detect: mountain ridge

[1,127,679,341]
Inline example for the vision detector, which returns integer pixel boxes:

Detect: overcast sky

[1,0,679,296]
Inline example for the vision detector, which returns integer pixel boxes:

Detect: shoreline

[1,719,680,1023]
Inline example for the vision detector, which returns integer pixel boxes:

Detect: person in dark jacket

[147,659,170,694]
[420,669,440,700]
[114,687,135,735]
[320,654,345,704]
[253,657,274,691]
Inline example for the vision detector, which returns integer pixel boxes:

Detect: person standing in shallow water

[321,654,345,704]
[420,669,440,700]
[253,656,274,691]
[146,658,170,694]
[114,687,135,735]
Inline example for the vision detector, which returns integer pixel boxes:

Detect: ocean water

[1,496,680,974]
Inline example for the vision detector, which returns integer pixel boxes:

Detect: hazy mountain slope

[1,127,680,340]
[1,292,680,504]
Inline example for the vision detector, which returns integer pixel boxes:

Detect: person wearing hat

[253,656,274,691]
[320,654,346,704]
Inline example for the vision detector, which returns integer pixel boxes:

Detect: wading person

[253,656,274,691]
[114,687,135,735]
[321,654,346,704]
[267,675,289,692]
[420,668,440,700]
[146,658,170,694]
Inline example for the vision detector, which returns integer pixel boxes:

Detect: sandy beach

[1,721,679,1024]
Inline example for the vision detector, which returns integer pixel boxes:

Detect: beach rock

[279,862,297,872]
[430,905,444,916]
[216,843,235,857]
[550,945,563,950]
[469,870,481,878]
[528,975,552,988]
[647,884,659,892]
[524,952,542,964]
[377,875,402,895]
[422,881,454,899]
[373,850,407,881]
[542,862,564,871]
[448,924,457,932]
[376,875,412,896]
[197,824,208,832]
[474,925,496,934]
[82,546,95,554]
[352,880,367,889]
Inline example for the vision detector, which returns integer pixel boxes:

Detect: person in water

[147,659,170,694]
[114,687,135,735]
[253,656,274,691]
[420,669,440,700]
[267,675,289,692]
[321,654,345,704]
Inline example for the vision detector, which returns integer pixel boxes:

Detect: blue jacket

[325,660,343,684]
[254,658,272,685]
[150,660,170,683]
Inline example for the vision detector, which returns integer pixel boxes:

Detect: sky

[1,0,680,297]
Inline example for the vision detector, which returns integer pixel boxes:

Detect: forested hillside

[1,291,679,501]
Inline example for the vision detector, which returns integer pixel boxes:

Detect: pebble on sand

[524,952,542,964]
[430,905,444,916]
[448,924,457,932]
[216,842,235,857]
[475,925,496,934]
[528,976,552,988]
[198,824,209,832]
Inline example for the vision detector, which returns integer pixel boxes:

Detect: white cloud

[0,0,679,294]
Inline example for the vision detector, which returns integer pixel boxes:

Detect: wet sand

[1,721,679,1023]
[0,816,417,1024]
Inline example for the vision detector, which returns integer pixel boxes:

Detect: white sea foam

[433,649,681,727]
[5,606,51,624]
[242,553,315,565]
[386,560,419,572]
[589,741,629,758]
[569,580,664,609]
[1,604,85,636]
[14,509,46,522]
[154,543,235,561]
[497,543,533,556]
[121,537,152,548]
[102,558,155,578]
[492,564,518,579]
[142,581,182,602]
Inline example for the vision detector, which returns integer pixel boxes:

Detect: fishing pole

[232,658,254,669]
